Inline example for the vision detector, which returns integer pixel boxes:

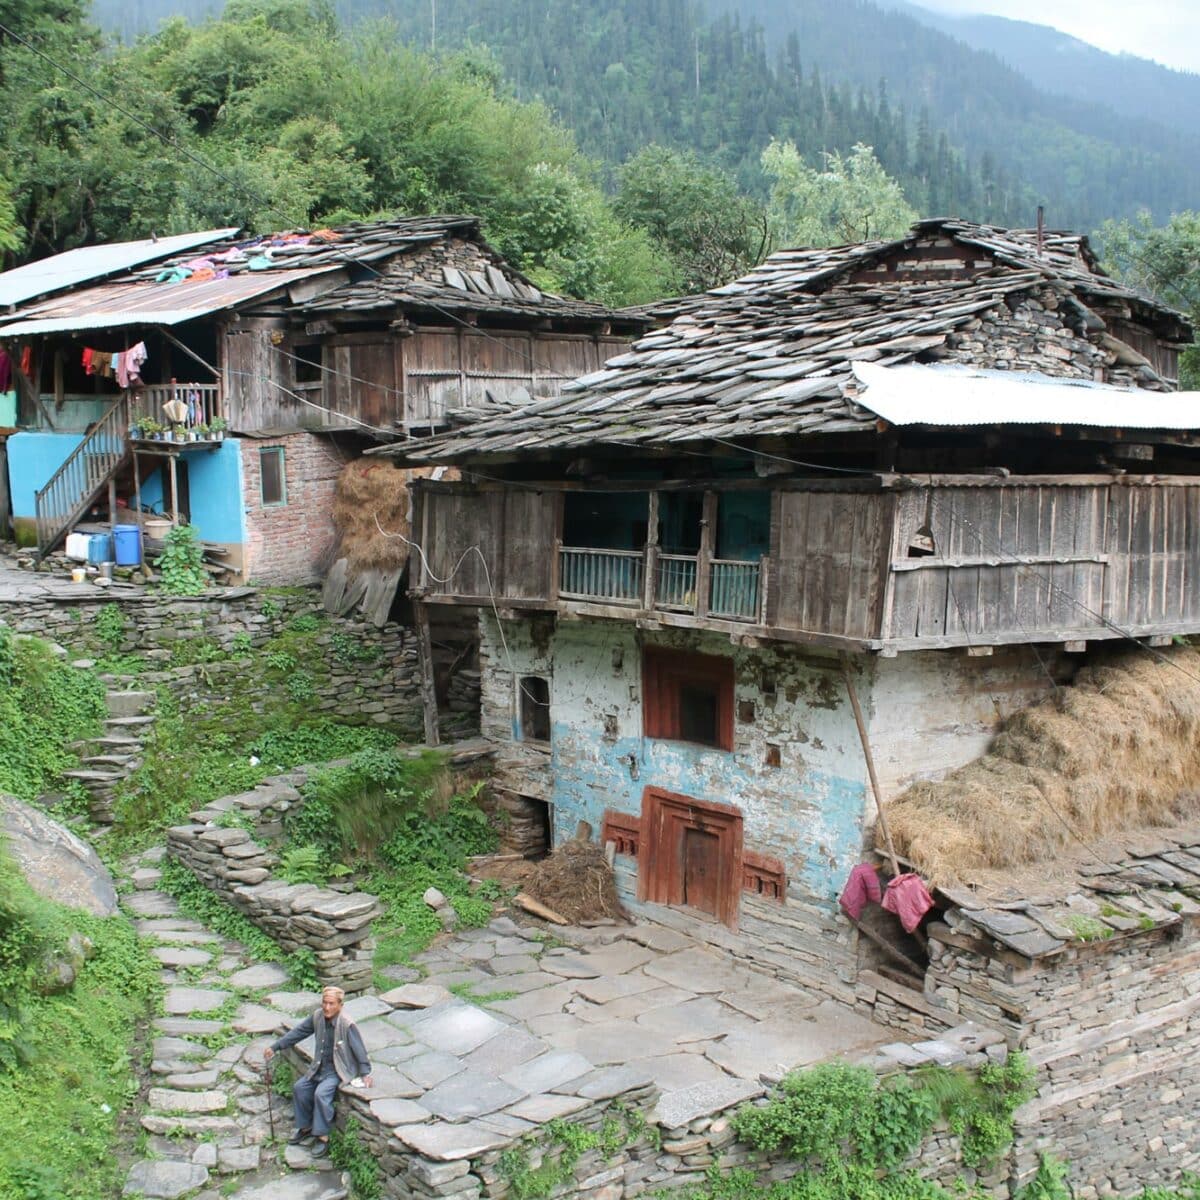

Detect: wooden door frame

[637,786,743,929]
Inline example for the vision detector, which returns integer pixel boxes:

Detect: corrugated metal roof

[0,229,239,309]
[0,267,340,335]
[851,363,1200,430]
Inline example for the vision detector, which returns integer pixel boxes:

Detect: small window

[260,447,286,506]
[292,343,323,386]
[519,676,550,742]
[643,648,734,751]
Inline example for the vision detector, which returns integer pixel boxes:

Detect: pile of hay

[522,840,625,923]
[331,459,425,574]
[887,646,1200,884]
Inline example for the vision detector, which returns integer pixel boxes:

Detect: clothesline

[82,341,148,388]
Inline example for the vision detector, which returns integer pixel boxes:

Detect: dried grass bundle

[888,646,1200,884]
[330,460,412,573]
[523,840,624,923]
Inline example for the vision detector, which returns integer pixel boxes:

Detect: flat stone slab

[151,946,212,968]
[149,929,222,945]
[147,1087,229,1114]
[163,987,230,1015]
[412,1003,506,1056]
[264,991,321,1014]
[217,1145,261,1172]
[402,1050,465,1091]
[719,977,818,1021]
[140,1114,242,1137]
[152,1036,208,1061]
[539,953,601,980]
[505,1092,591,1122]
[123,893,180,917]
[136,918,206,935]
[561,1064,654,1100]
[230,1171,343,1198]
[369,1098,432,1127]
[641,1052,731,1093]
[163,1068,221,1090]
[123,1160,209,1198]
[232,1004,285,1035]
[393,1121,511,1161]
[652,1077,764,1129]
[571,940,656,976]
[342,995,393,1022]
[643,947,753,994]
[489,983,578,1020]
[500,1050,594,1095]
[574,971,662,1005]
[551,1018,667,1066]
[637,995,757,1044]
[489,955,540,975]
[380,983,451,1009]
[154,1017,225,1036]
[627,925,693,954]
[420,1070,525,1121]
[373,1042,425,1067]
[356,1016,405,1054]
[229,963,291,990]
[354,1064,423,1101]
[461,1026,545,1075]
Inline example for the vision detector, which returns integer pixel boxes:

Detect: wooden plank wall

[402,331,626,428]
[222,320,301,429]
[884,482,1200,643]
[420,486,555,602]
[772,491,891,639]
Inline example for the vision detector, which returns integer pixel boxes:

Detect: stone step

[147,1087,229,1114]
[106,690,156,718]
[84,754,139,768]
[105,714,157,728]
[63,768,125,783]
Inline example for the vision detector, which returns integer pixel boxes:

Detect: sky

[919,0,1200,74]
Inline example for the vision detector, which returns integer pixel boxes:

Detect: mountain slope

[894,4,1200,140]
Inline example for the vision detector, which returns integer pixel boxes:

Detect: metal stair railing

[34,393,130,559]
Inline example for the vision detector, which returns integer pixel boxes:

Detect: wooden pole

[414,598,440,747]
[842,655,900,877]
[168,453,180,526]
[132,449,142,538]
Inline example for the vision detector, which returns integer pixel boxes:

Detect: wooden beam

[414,599,440,748]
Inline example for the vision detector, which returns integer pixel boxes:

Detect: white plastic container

[65,532,90,561]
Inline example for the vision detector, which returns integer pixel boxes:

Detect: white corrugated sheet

[851,362,1200,430]
[0,268,339,336]
[0,228,239,309]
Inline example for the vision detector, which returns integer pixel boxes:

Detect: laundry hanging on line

[82,341,149,387]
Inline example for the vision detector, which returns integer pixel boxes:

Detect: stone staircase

[67,684,157,823]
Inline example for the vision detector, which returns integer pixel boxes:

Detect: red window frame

[642,647,734,751]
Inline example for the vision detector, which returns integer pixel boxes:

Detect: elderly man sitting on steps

[265,985,373,1157]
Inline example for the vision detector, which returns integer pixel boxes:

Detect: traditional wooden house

[0,217,641,583]
[375,218,1199,995]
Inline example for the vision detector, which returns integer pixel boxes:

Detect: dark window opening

[715,492,770,561]
[563,491,648,550]
[260,447,286,506]
[292,343,323,385]
[660,492,703,555]
[643,647,734,751]
[519,675,551,742]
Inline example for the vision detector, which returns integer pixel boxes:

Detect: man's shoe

[310,1140,329,1158]
[287,1128,311,1145]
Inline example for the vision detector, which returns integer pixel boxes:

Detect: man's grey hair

[321,986,345,1003]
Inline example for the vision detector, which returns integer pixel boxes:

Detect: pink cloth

[881,873,935,933]
[839,863,882,921]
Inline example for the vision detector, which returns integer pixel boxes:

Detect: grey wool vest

[307,1009,360,1083]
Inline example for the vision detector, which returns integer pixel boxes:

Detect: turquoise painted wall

[137,440,245,544]
[7,432,85,517]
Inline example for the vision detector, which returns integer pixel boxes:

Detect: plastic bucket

[113,524,142,566]
[87,533,113,565]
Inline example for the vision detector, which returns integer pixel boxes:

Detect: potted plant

[194,422,210,442]
[210,417,228,442]
[171,424,186,443]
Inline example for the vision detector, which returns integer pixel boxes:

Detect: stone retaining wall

[923,914,1200,1198]
[167,767,382,995]
[0,584,481,738]
[279,1014,1009,1199]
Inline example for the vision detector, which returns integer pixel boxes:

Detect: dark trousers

[293,1067,340,1136]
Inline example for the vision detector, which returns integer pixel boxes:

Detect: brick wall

[241,432,344,586]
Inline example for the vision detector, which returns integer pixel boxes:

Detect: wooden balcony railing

[559,547,645,604]
[130,383,221,431]
[655,554,699,611]
[709,559,762,621]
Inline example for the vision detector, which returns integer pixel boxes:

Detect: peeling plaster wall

[868,647,1074,800]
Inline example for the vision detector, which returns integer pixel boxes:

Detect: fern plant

[279,844,327,886]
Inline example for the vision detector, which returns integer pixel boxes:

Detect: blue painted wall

[8,432,85,517]
[488,616,871,908]
[136,440,245,544]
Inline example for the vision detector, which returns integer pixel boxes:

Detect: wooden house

[0,216,641,583]
[374,218,1198,999]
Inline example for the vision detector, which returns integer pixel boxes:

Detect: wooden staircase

[33,394,130,560]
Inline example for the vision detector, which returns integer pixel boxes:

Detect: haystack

[887,646,1200,884]
[521,840,625,923]
[330,460,412,574]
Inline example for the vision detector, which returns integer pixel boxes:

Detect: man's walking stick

[264,1056,276,1141]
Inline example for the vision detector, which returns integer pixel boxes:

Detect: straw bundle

[887,646,1200,884]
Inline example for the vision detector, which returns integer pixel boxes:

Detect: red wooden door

[682,826,721,916]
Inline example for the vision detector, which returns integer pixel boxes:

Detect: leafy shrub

[280,844,326,885]
[287,613,323,633]
[154,524,208,595]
